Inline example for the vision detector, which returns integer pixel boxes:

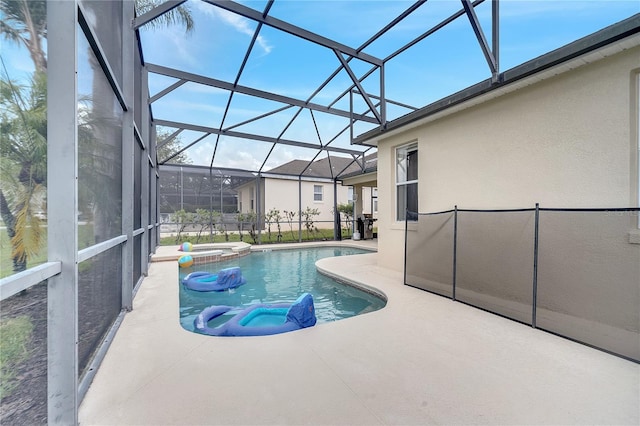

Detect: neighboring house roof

[339,152,378,181]
[265,154,376,180]
[361,152,377,173]
[265,159,309,176]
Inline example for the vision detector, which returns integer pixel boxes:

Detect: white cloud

[189,141,215,166]
[140,26,200,68]
[193,1,273,54]
[213,146,264,170]
[220,9,273,54]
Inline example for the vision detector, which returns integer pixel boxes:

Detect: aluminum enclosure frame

[143,0,495,179]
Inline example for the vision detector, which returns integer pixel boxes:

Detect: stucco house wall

[237,183,256,213]
[375,44,640,272]
[264,178,350,228]
[237,177,351,229]
[360,186,377,217]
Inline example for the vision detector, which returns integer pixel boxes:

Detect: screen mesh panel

[405,212,455,297]
[80,0,123,88]
[404,206,639,361]
[0,282,48,425]
[133,234,142,284]
[455,210,535,323]
[78,245,123,377]
[537,210,640,361]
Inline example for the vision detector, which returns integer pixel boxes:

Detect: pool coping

[152,242,252,265]
[152,239,378,266]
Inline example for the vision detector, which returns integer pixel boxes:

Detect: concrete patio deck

[79,241,639,425]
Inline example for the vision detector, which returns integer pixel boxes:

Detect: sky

[2,0,639,172]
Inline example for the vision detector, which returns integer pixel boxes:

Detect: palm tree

[0,0,194,273]
[0,0,193,68]
[1,0,47,274]
[0,72,47,272]
[0,0,47,73]
[136,0,194,33]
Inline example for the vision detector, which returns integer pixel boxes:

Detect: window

[396,143,418,221]
[372,188,378,213]
[250,187,254,211]
[314,185,323,202]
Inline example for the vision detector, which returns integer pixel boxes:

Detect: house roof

[265,155,376,180]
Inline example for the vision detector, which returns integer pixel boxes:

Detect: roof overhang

[340,170,378,187]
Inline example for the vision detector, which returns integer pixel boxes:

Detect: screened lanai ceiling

[135,0,639,177]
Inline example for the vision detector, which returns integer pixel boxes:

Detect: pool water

[179,246,386,332]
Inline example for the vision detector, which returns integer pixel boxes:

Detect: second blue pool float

[182,267,246,292]
[194,293,317,336]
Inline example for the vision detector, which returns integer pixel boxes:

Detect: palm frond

[135,0,194,34]
[0,20,22,43]
[0,71,47,181]
[10,183,44,263]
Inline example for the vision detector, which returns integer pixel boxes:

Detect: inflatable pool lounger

[182,267,246,292]
[194,293,317,336]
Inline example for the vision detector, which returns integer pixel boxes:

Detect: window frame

[395,142,418,222]
[372,188,378,214]
[313,184,323,202]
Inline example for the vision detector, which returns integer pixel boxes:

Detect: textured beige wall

[236,183,254,213]
[377,46,640,272]
[360,186,378,217]
[238,178,350,228]
[264,178,350,228]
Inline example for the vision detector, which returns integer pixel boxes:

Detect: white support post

[121,0,135,310]
[140,68,150,274]
[47,1,79,423]
[149,122,158,253]
[298,177,302,242]
[150,164,158,253]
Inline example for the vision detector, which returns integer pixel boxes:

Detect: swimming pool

[178,246,386,333]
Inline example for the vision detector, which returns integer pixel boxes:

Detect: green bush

[159,227,347,246]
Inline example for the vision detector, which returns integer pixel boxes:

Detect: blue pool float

[182,267,246,292]
[194,293,317,336]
